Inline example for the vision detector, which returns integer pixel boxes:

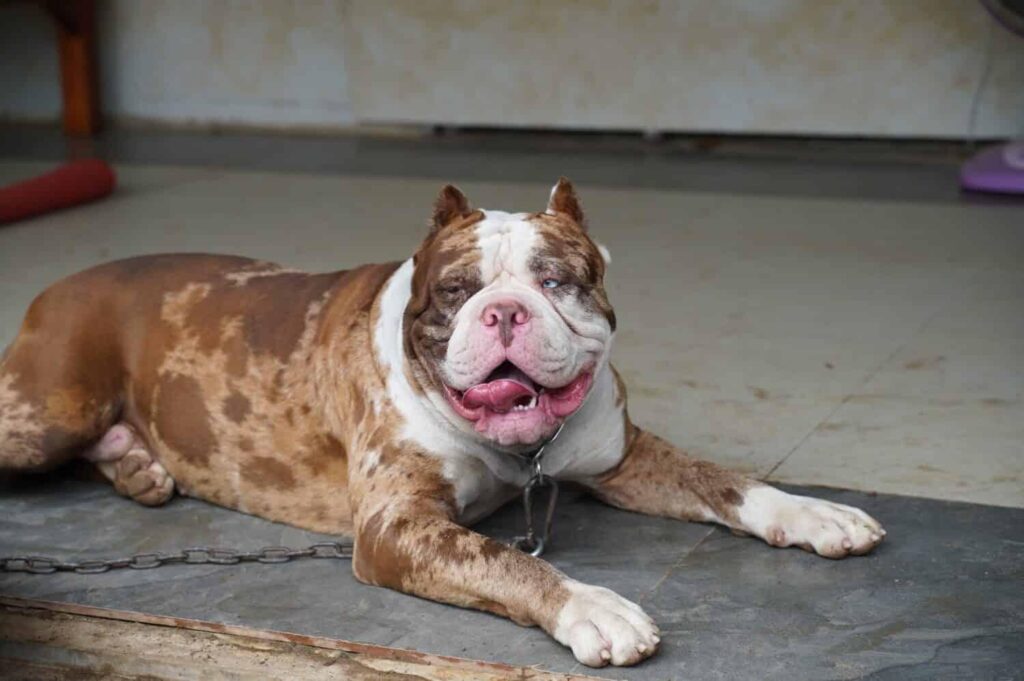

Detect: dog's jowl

[0,178,884,667]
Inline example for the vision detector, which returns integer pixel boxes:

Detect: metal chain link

[0,542,352,575]
[3,423,571,574]
[509,472,559,557]
[509,422,564,557]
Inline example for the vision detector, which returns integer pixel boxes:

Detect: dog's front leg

[587,424,885,558]
[349,453,659,667]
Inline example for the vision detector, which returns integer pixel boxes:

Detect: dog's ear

[546,176,586,229]
[431,184,472,233]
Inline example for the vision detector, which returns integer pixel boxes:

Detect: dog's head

[403,179,615,451]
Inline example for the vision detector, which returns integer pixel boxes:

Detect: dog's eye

[541,278,560,289]
[437,283,462,295]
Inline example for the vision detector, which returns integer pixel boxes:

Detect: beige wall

[1,0,353,129]
[344,0,1024,138]
[2,0,1022,138]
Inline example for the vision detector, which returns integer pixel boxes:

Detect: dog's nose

[481,301,530,347]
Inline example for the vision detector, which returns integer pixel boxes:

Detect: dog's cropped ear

[432,184,472,233]
[546,176,586,229]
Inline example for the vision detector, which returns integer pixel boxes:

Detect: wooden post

[48,0,100,137]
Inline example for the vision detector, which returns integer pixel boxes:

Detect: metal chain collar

[2,425,569,575]
[508,422,564,557]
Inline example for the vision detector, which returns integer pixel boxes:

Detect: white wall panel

[2,1,1021,138]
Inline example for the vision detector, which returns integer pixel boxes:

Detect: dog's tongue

[462,364,537,412]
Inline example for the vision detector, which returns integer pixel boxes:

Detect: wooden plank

[0,596,596,680]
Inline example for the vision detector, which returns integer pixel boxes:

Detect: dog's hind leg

[0,338,113,474]
[0,345,175,507]
[1,288,171,504]
[0,366,67,473]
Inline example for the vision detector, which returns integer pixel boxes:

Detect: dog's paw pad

[83,424,136,462]
[114,449,174,506]
[554,581,659,667]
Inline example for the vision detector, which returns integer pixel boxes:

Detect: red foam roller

[0,159,116,224]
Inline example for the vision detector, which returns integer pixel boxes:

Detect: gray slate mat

[1,477,1021,680]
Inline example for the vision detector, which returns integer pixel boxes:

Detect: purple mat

[960,142,1024,195]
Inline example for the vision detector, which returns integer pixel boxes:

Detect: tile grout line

[637,525,718,607]
[507,525,719,675]
[762,290,967,482]
[562,525,721,674]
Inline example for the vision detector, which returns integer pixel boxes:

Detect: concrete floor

[0,148,1021,508]
[1,478,1022,681]
[1,129,1023,678]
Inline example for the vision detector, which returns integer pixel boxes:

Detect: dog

[0,178,884,667]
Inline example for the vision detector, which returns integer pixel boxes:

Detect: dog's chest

[439,452,525,525]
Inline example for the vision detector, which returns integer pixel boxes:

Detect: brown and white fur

[0,179,884,668]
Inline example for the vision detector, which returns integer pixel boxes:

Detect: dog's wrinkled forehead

[405,179,614,340]
[475,211,541,283]
[422,181,607,290]
[468,211,603,289]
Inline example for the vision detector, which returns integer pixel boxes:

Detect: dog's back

[0,254,396,532]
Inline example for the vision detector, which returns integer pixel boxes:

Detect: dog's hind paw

[88,423,175,507]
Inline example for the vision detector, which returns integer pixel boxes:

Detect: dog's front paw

[740,486,885,558]
[552,581,659,667]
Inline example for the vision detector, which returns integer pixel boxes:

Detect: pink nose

[481,301,530,347]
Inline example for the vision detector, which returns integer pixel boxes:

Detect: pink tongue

[462,380,536,412]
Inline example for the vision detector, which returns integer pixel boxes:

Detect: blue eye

[542,278,560,289]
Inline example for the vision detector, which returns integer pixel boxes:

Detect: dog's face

[404,179,615,450]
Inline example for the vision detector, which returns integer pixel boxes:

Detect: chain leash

[3,422,571,574]
[1,542,352,575]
